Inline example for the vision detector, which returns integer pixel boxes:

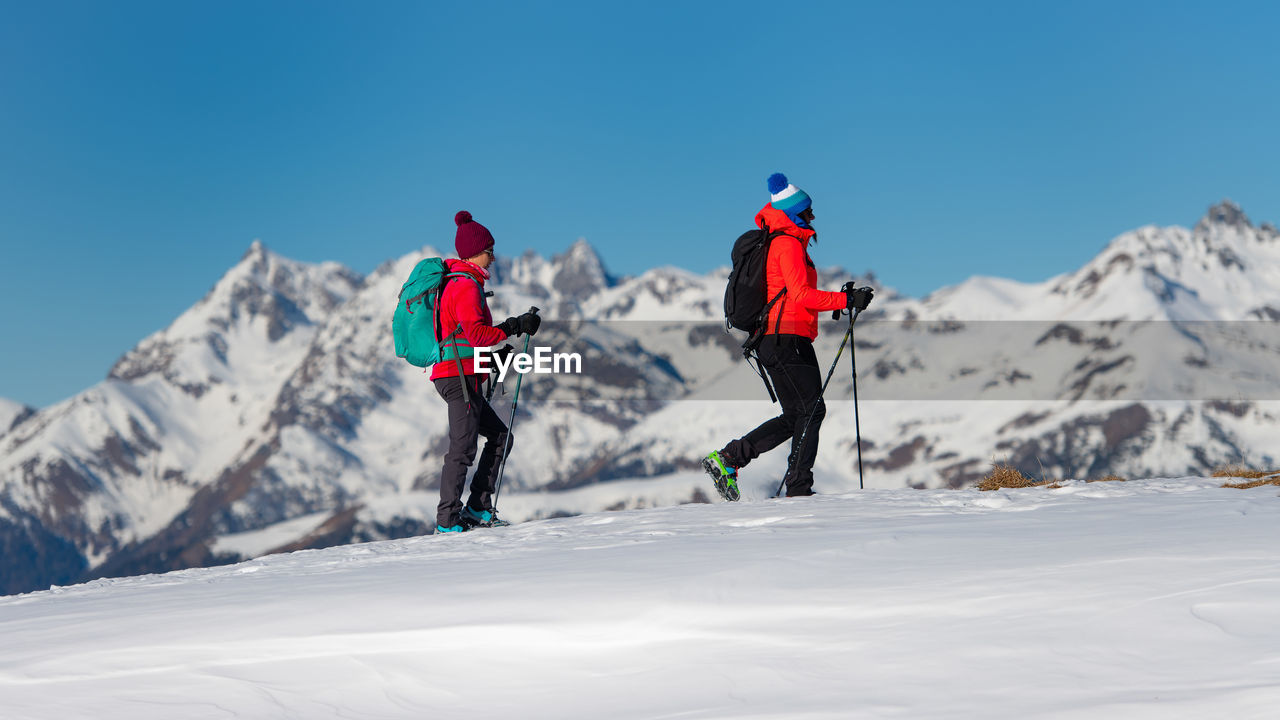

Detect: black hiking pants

[434,375,510,528]
[721,334,825,496]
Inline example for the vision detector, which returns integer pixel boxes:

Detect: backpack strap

[450,327,471,407]
[745,349,778,403]
[432,272,485,346]
[738,225,791,354]
[760,226,790,344]
[435,271,488,408]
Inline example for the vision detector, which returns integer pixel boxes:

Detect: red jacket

[429,259,510,380]
[756,204,846,340]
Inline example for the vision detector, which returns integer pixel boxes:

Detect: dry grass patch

[1087,475,1127,483]
[978,463,1056,491]
[1212,465,1280,479]
[1213,464,1280,489]
[1221,477,1280,489]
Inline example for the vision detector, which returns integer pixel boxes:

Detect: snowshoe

[703,450,741,502]
[461,506,511,529]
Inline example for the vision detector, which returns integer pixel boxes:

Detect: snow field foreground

[1,477,1278,719]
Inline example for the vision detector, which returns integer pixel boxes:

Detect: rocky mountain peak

[551,238,615,301]
[109,240,363,384]
[242,238,269,265]
[0,397,34,433]
[1001,200,1280,321]
[213,241,363,339]
[1195,199,1252,234]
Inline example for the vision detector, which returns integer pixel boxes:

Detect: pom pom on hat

[454,210,495,259]
[767,173,789,195]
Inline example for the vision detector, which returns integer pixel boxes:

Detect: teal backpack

[392,258,481,368]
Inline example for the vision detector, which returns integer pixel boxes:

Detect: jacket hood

[755,203,816,243]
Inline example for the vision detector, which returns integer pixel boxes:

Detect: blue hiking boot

[461,506,511,529]
[703,450,741,502]
[435,523,468,534]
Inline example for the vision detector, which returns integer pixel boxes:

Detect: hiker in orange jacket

[707,174,873,497]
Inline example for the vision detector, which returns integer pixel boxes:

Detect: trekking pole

[849,309,865,490]
[491,307,539,511]
[773,307,861,498]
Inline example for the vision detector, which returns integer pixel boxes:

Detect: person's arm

[775,236,846,311]
[452,282,508,348]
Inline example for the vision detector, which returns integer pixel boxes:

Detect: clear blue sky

[2,0,1278,408]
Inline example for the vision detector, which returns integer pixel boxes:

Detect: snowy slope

[1,477,1277,720]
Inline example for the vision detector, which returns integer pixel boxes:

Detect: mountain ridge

[2,200,1277,594]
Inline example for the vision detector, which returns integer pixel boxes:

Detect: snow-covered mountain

[2,201,1277,595]
[914,199,1280,321]
[0,242,363,592]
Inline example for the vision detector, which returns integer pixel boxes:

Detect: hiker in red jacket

[432,211,540,533]
[706,174,873,498]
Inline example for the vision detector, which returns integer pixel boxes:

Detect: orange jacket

[756,204,847,340]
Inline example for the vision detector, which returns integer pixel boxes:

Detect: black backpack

[724,227,789,351]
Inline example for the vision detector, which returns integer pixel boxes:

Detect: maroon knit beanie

[454,210,495,259]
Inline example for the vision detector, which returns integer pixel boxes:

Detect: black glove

[496,316,519,337]
[516,310,542,337]
[498,311,542,337]
[842,282,874,312]
[491,343,514,365]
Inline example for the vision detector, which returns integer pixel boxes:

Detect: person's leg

[466,396,510,512]
[720,337,805,468]
[434,377,482,528]
[780,339,824,496]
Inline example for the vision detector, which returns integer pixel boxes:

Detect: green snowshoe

[703,450,741,502]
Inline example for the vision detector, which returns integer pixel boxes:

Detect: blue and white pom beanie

[768,172,812,227]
